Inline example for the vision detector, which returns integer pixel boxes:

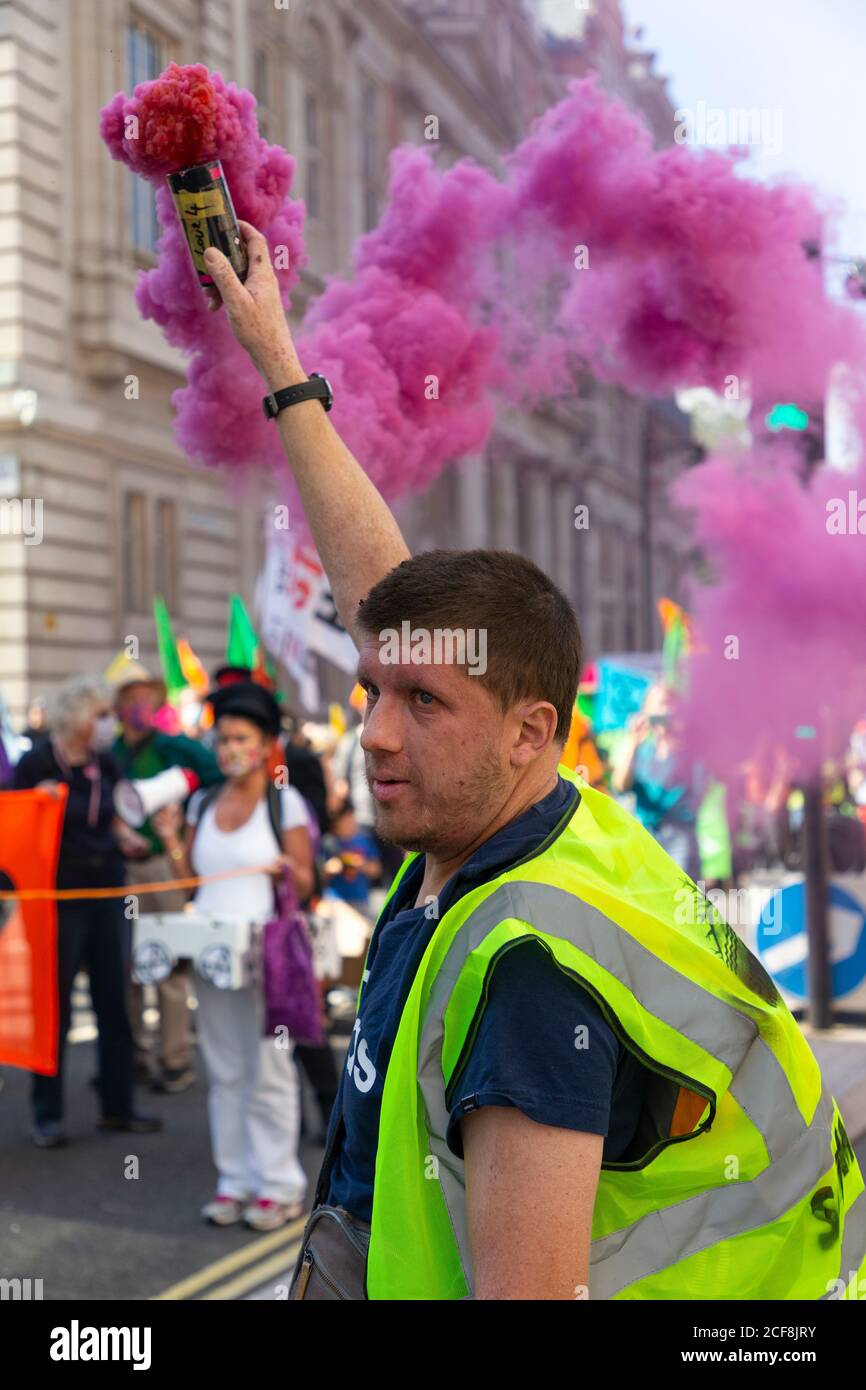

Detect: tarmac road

[2,994,866,1302]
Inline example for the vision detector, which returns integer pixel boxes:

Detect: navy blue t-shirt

[325,776,646,1222]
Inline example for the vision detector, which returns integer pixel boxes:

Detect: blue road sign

[756,881,866,1001]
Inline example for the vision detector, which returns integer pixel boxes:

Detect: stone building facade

[0,0,696,721]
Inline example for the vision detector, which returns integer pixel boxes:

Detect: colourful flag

[104,649,133,685]
[154,596,188,702]
[177,636,209,694]
[0,787,68,1073]
[657,598,692,683]
[227,594,278,690]
[227,593,258,667]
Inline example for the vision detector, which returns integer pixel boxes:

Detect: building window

[127,18,167,255]
[123,491,148,613]
[154,499,178,612]
[122,491,179,616]
[514,468,527,554]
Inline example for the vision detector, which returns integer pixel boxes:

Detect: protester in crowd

[111,661,222,1094]
[209,663,328,837]
[208,665,340,1145]
[0,687,29,783]
[10,674,163,1147]
[153,681,314,1230]
[324,800,381,920]
[611,683,703,878]
[821,760,866,873]
[731,745,790,881]
[560,703,607,790]
[846,723,866,833]
[282,717,329,837]
[22,695,49,748]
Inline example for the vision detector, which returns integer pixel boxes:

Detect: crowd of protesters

[3,663,866,1231]
[0,664,396,1234]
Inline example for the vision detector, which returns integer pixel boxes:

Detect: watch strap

[263,374,332,419]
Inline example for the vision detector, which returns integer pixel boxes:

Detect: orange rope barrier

[0,862,276,902]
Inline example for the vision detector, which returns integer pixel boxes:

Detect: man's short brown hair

[355,550,581,745]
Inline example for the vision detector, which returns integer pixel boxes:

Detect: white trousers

[195,980,307,1204]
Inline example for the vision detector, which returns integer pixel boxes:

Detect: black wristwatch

[262,372,334,419]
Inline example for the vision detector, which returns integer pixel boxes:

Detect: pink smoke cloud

[674,403,866,784]
[102,64,866,769]
[102,66,862,491]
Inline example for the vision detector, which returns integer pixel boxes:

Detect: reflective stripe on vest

[589,1089,836,1299]
[419,882,806,1163]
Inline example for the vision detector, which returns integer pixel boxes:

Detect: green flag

[153,596,188,702]
[657,598,691,686]
[226,594,260,668]
[226,594,279,690]
[662,611,685,683]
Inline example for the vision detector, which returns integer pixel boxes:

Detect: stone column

[526,470,553,574]
[457,453,487,549]
[493,456,519,551]
[553,477,577,602]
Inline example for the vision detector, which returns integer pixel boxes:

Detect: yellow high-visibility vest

[362,769,866,1299]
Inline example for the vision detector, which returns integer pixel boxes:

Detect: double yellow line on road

[152,1216,306,1301]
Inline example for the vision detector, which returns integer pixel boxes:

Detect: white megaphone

[114,766,201,828]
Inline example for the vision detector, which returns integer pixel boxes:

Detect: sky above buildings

[538,0,866,273]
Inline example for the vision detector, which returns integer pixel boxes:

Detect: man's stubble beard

[371,736,511,858]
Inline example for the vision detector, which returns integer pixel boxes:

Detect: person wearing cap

[109,661,222,1094]
[153,681,315,1231]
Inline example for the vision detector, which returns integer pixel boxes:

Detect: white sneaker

[202,1194,245,1226]
[243,1198,305,1231]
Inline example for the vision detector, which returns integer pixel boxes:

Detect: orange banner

[0,787,67,1074]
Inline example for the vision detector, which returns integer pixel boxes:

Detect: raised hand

[202,221,306,392]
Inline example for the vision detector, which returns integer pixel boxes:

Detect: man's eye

[414,690,434,706]
[363,683,379,701]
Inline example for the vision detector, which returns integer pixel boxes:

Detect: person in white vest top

[154,681,315,1232]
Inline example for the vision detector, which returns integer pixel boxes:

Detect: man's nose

[360,695,403,755]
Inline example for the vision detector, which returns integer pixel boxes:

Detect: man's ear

[510,701,559,767]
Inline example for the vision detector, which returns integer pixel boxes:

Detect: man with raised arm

[197,225,862,1304]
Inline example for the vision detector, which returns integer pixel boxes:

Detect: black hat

[212,664,253,686]
[209,681,282,737]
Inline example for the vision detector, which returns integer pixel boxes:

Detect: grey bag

[289,1204,370,1300]
[289,1074,371,1300]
